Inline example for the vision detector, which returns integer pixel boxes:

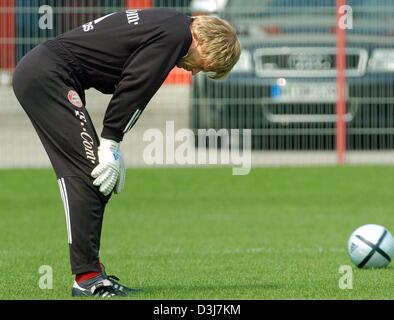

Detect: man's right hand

[114,150,125,194]
[91,138,123,196]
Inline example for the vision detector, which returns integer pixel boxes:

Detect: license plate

[271,83,345,103]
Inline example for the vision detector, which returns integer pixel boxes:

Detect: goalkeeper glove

[114,149,125,194]
[91,138,125,196]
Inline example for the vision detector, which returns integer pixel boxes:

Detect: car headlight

[232,50,253,73]
[191,0,228,13]
[368,49,394,72]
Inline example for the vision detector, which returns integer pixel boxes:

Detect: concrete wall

[0,84,190,167]
[2,84,394,169]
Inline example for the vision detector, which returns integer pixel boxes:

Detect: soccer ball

[347,224,394,269]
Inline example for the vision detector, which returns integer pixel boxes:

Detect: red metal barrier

[336,0,347,165]
[125,0,152,9]
[0,0,15,70]
[163,67,192,85]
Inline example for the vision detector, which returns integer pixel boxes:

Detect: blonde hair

[190,15,241,80]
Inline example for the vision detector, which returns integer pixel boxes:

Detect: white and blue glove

[91,138,125,196]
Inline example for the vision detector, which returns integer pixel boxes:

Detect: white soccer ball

[348,224,394,269]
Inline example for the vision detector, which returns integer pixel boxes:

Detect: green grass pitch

[1,166,394,299]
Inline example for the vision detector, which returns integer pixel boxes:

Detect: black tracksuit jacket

[45,8,192,142]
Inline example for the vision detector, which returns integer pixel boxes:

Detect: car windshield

[222,0,394,36]
[226,0,394,12]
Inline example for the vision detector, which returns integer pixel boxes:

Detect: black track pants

[12,44,111,275]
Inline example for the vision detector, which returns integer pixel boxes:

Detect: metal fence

[1,0,394,168]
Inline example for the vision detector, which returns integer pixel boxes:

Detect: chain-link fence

[1,0,394,167]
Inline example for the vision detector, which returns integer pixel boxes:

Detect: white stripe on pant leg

[57,179,68,242]
[58,178,72,244]
[58,179,71,244]
[61,179,72,244]
[123,109,141,133]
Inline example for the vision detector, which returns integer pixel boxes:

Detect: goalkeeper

[12,8,240,297]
